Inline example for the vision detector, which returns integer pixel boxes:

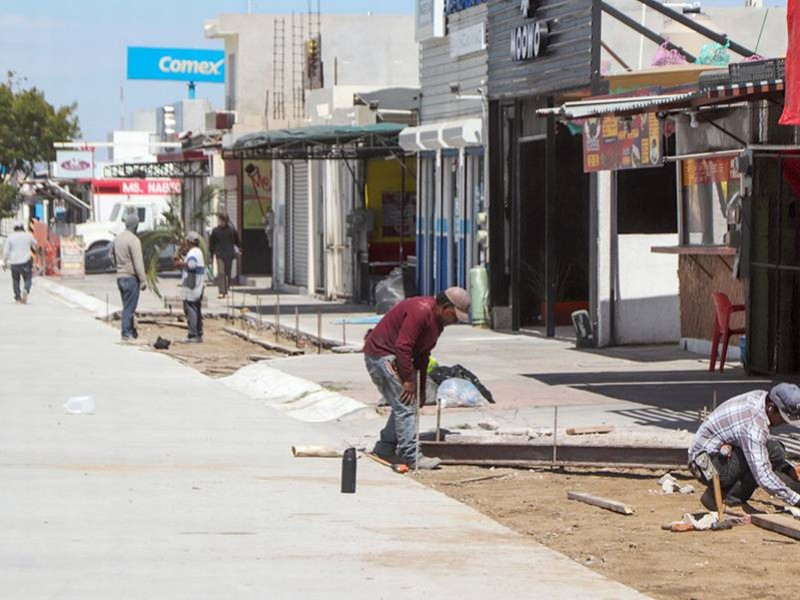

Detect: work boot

[411,455,442,470]
[185,336,204,344]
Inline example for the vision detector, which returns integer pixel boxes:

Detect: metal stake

[257,295,262,328]
[295,306,300,348]
[317,308,322,354]
[552,406,559,465]
[105,293,109,322]
[712,390,718,411]
[276,292,281,342]
[342,320,346,346]
[435,399,442,442]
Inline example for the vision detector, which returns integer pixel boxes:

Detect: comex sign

[127,47,225,83]
[511,0,549,61]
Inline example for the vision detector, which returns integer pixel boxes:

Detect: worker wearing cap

[113,213,147,340]
[177,231,205,343]
[363,287,471,470]
[689,383,800,510]
[2,222,38,304]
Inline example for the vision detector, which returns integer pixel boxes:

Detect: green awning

[224,123,407,160]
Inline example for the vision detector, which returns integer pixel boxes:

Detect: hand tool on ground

[362,451,409,474]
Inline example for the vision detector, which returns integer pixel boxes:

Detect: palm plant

[140,185,217,297]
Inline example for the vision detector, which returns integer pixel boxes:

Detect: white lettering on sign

[158,56,224,76]
[93,179,182,195]
[510,20,549,61]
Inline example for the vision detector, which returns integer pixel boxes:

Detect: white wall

[207,13,418,136]
[615,234,680,344]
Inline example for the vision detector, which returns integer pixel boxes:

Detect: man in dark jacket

[363,287,470,470]
[209,213,240,299]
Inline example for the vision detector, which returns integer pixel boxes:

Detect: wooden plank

[222,326,304,356]
[751,514,800,541]
[567,491,635,515]
[566,425,616,436]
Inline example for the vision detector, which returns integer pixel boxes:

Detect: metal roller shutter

[290,161,309,288]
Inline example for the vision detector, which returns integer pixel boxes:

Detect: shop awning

[536,91,702,120]
[537,77,786,121]
[223,123,406,160]
[399,118,482,151]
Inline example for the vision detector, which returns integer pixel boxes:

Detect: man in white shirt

[2,223,38,303]
[177,231,206,343]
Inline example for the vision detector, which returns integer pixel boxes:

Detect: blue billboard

[127,47,225,83]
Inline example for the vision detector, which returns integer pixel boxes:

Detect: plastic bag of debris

[436,378,484,408]
[375,268,405,314]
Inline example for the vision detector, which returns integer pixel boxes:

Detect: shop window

[679,154,740,246]
[617,166,677,234]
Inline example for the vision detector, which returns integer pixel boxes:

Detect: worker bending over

[363,288,470,470]
[689,383,800,510]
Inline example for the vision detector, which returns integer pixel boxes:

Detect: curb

[220,362,369,423]
[36,277,120,319]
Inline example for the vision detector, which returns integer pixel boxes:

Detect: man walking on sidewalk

[113,213,147,340]
[209,212,240,299]
[2,223,38,304]
[177,231,206,343]
[363,287,471,470]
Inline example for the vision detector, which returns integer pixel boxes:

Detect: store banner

[54,151,93,179]
[242,160,272,230]
[781,0,800,125]
[582,113,662,173]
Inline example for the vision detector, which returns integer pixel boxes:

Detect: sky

[0,0,415,142]
[0,0,786,143]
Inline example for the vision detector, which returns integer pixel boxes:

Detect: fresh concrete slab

[0,272,648,599]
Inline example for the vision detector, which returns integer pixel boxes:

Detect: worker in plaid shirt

[689,383,800,510]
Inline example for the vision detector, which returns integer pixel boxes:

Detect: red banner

[781,0,800,125]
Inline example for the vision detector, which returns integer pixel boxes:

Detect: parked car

[84,242,177,275]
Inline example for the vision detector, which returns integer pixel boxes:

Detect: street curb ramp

[220,363,367,422]
[36,277,120,318]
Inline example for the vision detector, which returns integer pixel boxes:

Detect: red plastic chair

[708,292,746,373]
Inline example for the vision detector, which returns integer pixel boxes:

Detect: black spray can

[341,447,357,493]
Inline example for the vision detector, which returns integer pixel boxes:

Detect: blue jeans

[183,296,203,339]
[10,260,32,300]
[364,353,417,463]
[117,276,140,338]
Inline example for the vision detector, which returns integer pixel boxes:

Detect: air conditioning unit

[205,111,237,131]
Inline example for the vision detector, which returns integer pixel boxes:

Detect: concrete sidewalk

[0,272,648,599]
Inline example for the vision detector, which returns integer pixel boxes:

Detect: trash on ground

[291,445,343,458]
[429,364,495,404]
[658,473,694,495]
[436,378,485,408]
[63,395,95,415]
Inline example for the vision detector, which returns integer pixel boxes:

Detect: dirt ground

[416,466,798,600]
[125,316,318,378]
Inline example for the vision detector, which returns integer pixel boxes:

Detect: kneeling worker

[689,383,800,510]
[364,288,471,470]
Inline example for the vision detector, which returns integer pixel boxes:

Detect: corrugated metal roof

[536,91,702,120]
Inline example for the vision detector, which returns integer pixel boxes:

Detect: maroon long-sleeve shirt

[363,296,443,382]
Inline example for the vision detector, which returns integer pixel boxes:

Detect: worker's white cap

[444,287,471,323]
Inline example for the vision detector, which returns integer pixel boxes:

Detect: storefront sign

[445,0,486,15]
[488,0,593,98]
[91,179,182,195]
[54,151,93,179]
[582,113,662,172]
[60,235,85,278]
[127,47,225,83]
[450,23,486,58]
[416,0,445,41]
[242,160,272,230]
[510,0,548,61]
